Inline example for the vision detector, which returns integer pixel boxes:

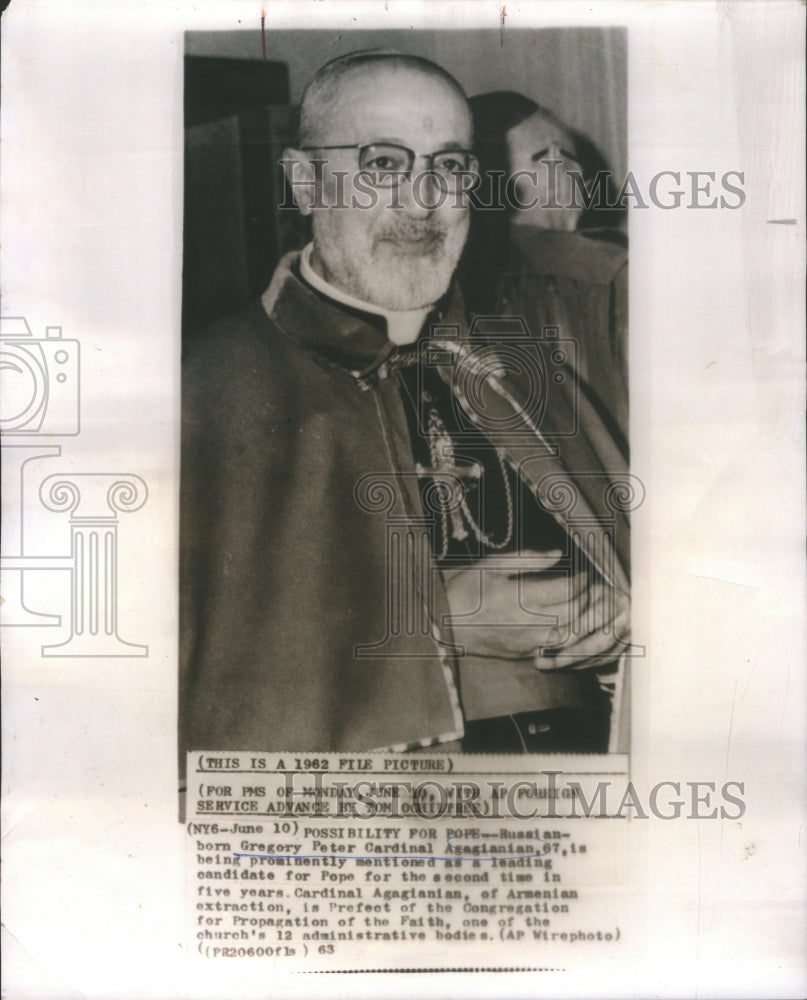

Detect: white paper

[2,2,805,997]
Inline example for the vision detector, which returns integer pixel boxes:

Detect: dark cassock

[179,247,631,773]
[463,222,629,450]
[492,224,629,446]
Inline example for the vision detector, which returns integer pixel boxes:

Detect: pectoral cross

[417,406,483,547]
[416,404,515,557]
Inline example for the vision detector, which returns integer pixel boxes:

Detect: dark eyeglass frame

[298,142,479,186]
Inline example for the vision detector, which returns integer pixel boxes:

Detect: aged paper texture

[1,1,805,998]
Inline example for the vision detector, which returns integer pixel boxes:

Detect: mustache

[375,220,448,247]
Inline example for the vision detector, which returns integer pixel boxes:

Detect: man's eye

[434,156,465,174]
[366,155,401,172]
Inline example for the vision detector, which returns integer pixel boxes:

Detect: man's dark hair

[461,91,551,312]
[471,91,546,175]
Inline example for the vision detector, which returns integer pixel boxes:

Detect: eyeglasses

[299,142,479,188]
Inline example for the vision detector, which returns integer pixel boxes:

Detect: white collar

[299,243,432,346]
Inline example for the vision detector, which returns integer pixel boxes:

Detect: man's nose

[395,170,441,218]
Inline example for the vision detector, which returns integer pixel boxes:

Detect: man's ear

[281,147,319,216]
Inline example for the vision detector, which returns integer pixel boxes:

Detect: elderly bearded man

[180,51,631,768]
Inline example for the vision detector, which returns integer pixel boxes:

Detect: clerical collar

[299,243,433,346]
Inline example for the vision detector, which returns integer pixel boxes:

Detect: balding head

[300,50,471,147]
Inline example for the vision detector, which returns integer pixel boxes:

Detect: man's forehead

[315,64,471,145]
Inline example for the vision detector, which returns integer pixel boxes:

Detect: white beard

[312,212,469,311]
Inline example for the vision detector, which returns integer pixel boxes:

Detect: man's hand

[441,550,629,670]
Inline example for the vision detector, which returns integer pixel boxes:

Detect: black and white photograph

[179,29,633,772]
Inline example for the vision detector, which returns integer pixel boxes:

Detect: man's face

[298,65,473,311]
[506,110,582,231]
